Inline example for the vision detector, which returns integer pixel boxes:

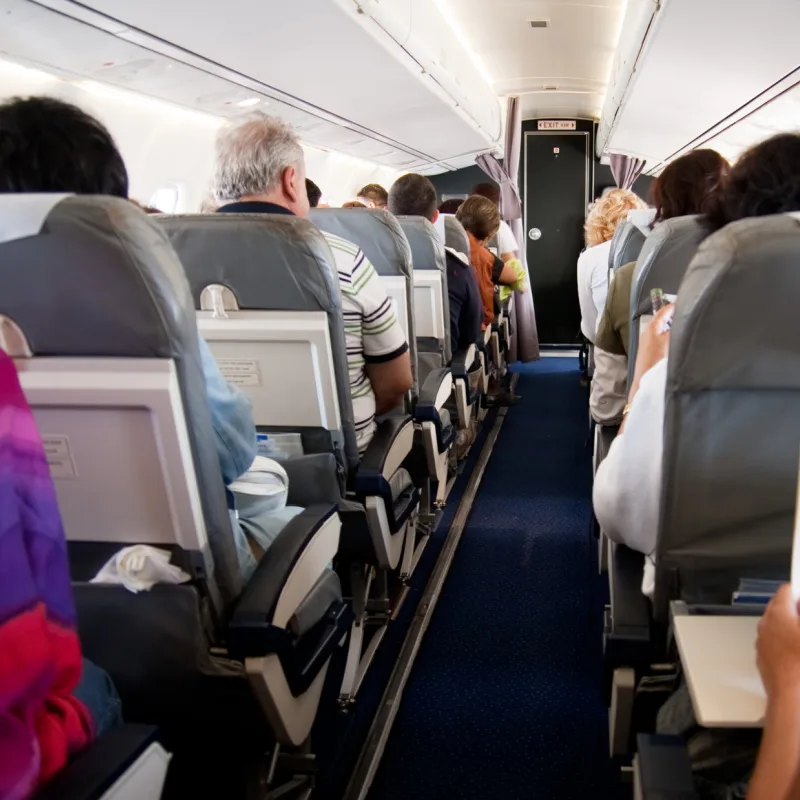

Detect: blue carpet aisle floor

[367,358,617,799]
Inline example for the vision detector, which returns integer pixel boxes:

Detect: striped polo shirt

[321,232,409,453]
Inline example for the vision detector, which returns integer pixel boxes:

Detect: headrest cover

[608,220,646,272]
[627,207,657,236]
[0,195,240,605]
[655,214,800,614]
[442,215,470,259]
[309,208,412,279]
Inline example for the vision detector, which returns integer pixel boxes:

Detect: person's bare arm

[366,350,413,415]
[748,585,800,800]
[618,304,674,435]
[496,261,520,285]
[500,250,516,264]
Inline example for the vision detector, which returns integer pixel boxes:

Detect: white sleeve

[497,221,518,254]
[593,358,667,557]
[589,255,610,335]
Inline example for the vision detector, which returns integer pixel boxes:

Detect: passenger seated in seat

[438,198,464,215]
[593,133,800,599]
[0,96,299,579]
[213,115,412,452]
[456,196,525,408]
[470,183,519,262]
[305,178,322,208]
[595,150,729,358]
[0,350,122,798]
[590,151,728,425]
[388,173,482,354]
[577,188,647,343]
[342,200,366,208]
[356,183,388,209]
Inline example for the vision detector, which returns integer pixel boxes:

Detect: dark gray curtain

[610,153,646,191]
[475,96,539,361]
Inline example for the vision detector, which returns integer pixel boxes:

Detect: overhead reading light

[236,97,262,108]
[528,19,550,28]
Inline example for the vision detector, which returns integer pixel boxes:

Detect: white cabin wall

[0,59,401,211]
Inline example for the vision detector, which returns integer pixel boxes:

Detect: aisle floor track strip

[342,374,518,800]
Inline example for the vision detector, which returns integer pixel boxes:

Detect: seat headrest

[442,215,470,259]
[158,213,342,313]
[608,220,647,272]
[656,213,800,614]
[309,208,412,278]
[395,216,445,272]
[669,214,800,391]
[0,194,240,605]
[631,215,708,317]
[0,195,195,358]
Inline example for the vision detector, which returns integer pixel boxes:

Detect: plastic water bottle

[650,288,664,314]
[256,434,288,461]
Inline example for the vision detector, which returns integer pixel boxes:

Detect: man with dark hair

[438,198,464,215]
[389,174,481,354]
[0,96,129,197]
[305,178,322,209]
[356,183,388,209]
[471,181,520,262]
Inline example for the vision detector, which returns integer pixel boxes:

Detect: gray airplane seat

[397,215,482,428]
[627,215,709,386]
[310,208,455,508]
[442,212,470,258]
[654,213,800,616]
[605,214,800,759]
[0,196,350,788]
[159,211,422,703]
[609,219,647,273]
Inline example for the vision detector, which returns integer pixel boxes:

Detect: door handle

[528,227,542,241]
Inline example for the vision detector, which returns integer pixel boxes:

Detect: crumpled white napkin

[91,545,191,594]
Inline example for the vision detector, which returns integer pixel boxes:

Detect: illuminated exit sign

[538,120,576,130]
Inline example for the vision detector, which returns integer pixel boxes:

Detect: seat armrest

[636,734,699,800]
[609,543,652,638]
[417,367,453,410]
[282,454,343,506]
[357,415,415,479]
[36,725,163,800]
[228,504,340,659]
[451,345,478,379]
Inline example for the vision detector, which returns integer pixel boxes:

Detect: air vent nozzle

[528,19,550,28]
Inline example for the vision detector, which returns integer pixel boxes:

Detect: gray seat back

[0,195,240,607]
[627,216,708,386]
[158,213,359,471]
[396,216,452,364]
[609,220,647,273]
[654,214,800,617]
[309,208,418,397]
[442,214,470,258]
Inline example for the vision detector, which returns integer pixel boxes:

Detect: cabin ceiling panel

[443,0,625,121]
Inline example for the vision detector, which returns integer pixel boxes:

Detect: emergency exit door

[524,131,590,344]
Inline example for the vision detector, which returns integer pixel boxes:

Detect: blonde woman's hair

[584,188,647,247]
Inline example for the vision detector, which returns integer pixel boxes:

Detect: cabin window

[149,184,181,214]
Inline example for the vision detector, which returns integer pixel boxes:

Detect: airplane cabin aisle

[359,358,617,798]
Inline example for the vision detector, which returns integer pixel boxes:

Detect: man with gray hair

[214,115,412,453]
